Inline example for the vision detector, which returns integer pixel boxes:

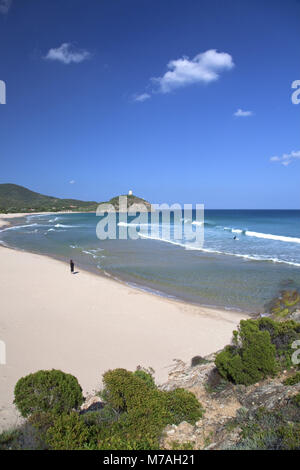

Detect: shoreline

[0,212,255,315]
[0,243,249,433]
[0,211,84,230]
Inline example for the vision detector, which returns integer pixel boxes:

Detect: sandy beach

[0,215,249,432]
[0,212,76,229]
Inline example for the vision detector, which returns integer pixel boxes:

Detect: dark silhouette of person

[70,259,74,273]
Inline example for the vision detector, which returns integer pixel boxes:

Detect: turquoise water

[1,210,300,312]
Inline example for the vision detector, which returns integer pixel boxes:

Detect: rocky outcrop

[159,356,300,450]
[237,379,300,411]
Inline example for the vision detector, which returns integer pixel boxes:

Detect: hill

[0,184,151,213]
[107,194,152,212]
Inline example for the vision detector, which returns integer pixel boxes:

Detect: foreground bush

[283,372,300,386]
[215,318,300,385]
[97,368,203,449]
[45,412,91,450]
[259,318,300,368]
[133,368,156,389]
[165,388,202,425]
[215,320,278,385]
[14,369,84,417]
[229,404,300,450]
[11,367,203,450]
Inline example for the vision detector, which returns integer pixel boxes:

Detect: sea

[1,209,299,313]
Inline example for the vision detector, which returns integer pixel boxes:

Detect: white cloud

[234,108,253,117]
[0,0,12,14]
[133,93,151,102]
[270,150,300,166]
[69,180,76,184]
[45,43,91,64]
[152,49,234,94]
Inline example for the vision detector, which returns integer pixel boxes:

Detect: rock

[290,310,300,323]
[238,382,300,411]
[160,359,216,392]
[176,421,194,435]
[80,395,103,413]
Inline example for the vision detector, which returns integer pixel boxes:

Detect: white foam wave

[139,233,300,267]
[0,223,39,232]
[186,246,300,267]
[223,226,300,244]
[191,221,204,226]
[54,224,79,228]
[139,233,187,249]
[245,230,300,244]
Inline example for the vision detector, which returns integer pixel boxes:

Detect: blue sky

[0,0,299,208]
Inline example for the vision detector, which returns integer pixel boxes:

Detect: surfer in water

[233,235,237,240]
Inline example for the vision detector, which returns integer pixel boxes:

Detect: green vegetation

[95,368,203,450]
[133,367,156,389]
[215,319,278,385]
[191,355,211,367]
[293,392,300,407]
[215,317,300,385]
[3,315,299,451]
[283,372,300,386]
[3,367,203,450]
[107,194,151,211]
[267,290,300,318]
[229,404,300,450]
[45,412,91,450]
[0,183,152,213]
[14,369,84,417]
[0,184,99,213]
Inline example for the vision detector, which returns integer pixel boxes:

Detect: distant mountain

[0,184,151,213]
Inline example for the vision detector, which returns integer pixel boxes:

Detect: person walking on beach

[70,259,74,274]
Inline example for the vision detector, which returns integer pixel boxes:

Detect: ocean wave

[186,246,300,267]
[222,226,300,243]
[0,223,40,232]
[191,221,204,226]
[138,233,188,249]
[139,233,300,267]
[118,222,149,227]
[245,230,300,244]
[81,250,100,259]
[54,224,79,228]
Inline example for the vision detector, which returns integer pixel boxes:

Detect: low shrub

[10,367,204,450]
[215,317,300,385]
[14,369,84,417]
[215,319,278,385]
[101,368,150,412]
[97,368,203,450]
[191,356,209,367]
[283,372,300,386]
[0,430,19,450]
[259,317,300,368]
[293,392,300,407]
[228,405,300,450]
[165,388,203,425]
[45,412,91,450]
[133,368,156,389]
